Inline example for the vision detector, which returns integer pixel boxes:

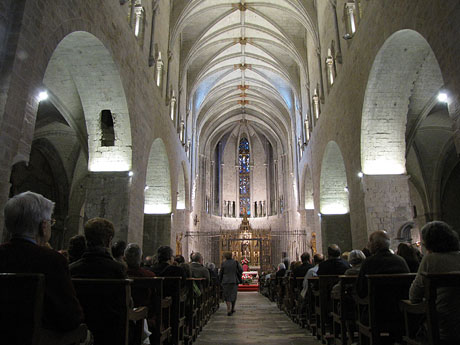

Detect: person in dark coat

[293,252,313,278]
[68,234,86,264]
[151,246,187,286]
[356,231,409,298]
[189,252,210,286]
[275,262,286,278]
[69,217,126,278]
[0,191,84,338]
[219,251,243,316]
[396,242,420,273]
[356,230,410,343]
[317,244,351,275]
[69,217,128,345]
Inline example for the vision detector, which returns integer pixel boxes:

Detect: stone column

[84,172,132,242]
[362,174,413,247]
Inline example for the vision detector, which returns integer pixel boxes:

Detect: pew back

[72,278,132,345]
[424,272,460,344]
[357,273,415,345]
[0,273,44,345]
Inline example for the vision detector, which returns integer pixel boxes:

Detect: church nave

[196,292,317,345]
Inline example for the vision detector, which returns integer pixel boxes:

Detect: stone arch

[303,165,314,210]
[43,31,132,172]
[177,162,186,210]
[144,138,172,214]
[9,138,69,249]
[361,30,444,175]
[320,141,349,215]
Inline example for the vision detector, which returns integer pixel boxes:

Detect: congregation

[0,191,220,345]
[260,223,460,345]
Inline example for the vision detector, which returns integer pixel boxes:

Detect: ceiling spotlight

[357,172,364,178]
[37,91,48,102]
[437,92,448,103]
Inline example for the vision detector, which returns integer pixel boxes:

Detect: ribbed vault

[171,0,317,155]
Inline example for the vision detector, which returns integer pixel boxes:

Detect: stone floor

[195,292,319,345]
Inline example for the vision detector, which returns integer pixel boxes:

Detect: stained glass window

[239,138,250,216]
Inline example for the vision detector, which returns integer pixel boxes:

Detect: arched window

[239,138,250,217]
[101,110,115,147]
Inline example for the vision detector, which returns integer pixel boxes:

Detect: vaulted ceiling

[170,0,318,154]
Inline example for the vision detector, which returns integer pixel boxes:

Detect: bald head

[368,230,390,254]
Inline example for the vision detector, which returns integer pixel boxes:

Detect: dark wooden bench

[314,275,340,344]
[331,275,358,345]
[306,276,319,336]
[269,276,277,302]
[72,278,148,345]
[162,277,186,345]
[131,277,172,345]
[356,273,415,345]
[276,276,285,309]
[0,273,87,345]
[295,276,307,327]
[185,278,206,343]
[400,272,460,345]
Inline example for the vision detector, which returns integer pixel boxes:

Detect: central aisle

[195,292,319,345]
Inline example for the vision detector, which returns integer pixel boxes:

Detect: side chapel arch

[43,31,132,172]
[145,138,172,214]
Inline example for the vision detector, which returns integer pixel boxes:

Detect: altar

[219,215,270,291]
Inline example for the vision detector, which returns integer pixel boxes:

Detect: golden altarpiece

[219,214,271,272]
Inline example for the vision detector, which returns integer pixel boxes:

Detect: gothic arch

[144,138,171,214]
[361,29,444,175]
[43,31,132,172]
[320,141,349,215]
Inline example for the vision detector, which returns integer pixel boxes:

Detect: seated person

[397,242,420,273]
[190,252,210,286]
[151,246,187,287]
[0,191,84,333]
[331,249,365,298]
[317,244,351,275]
[112,240,128,269]
[125,243,156,278]
[275,263,286,278]
[70,218,132,345]
[293,252,313,278]
[68,234,86,264]
[356,230,409,342]
[70,217,126,278]
[174,254,192,277]
[344,249,366,276]
[356,230,409,298]
[409,221,460,344]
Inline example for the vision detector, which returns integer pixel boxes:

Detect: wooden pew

[306,276,319,336]
[72,278,148,345]
[331,275,358,345]
[0,273,87,345]
[185,278,206,343]
[269,276,277,302]
[295,276,307,327]
[276,276,285,309]
[162,277,186,345]
[314,275,340,344]
[131,277,172,345]
[400,272,460,345]
[356,273,415,345]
